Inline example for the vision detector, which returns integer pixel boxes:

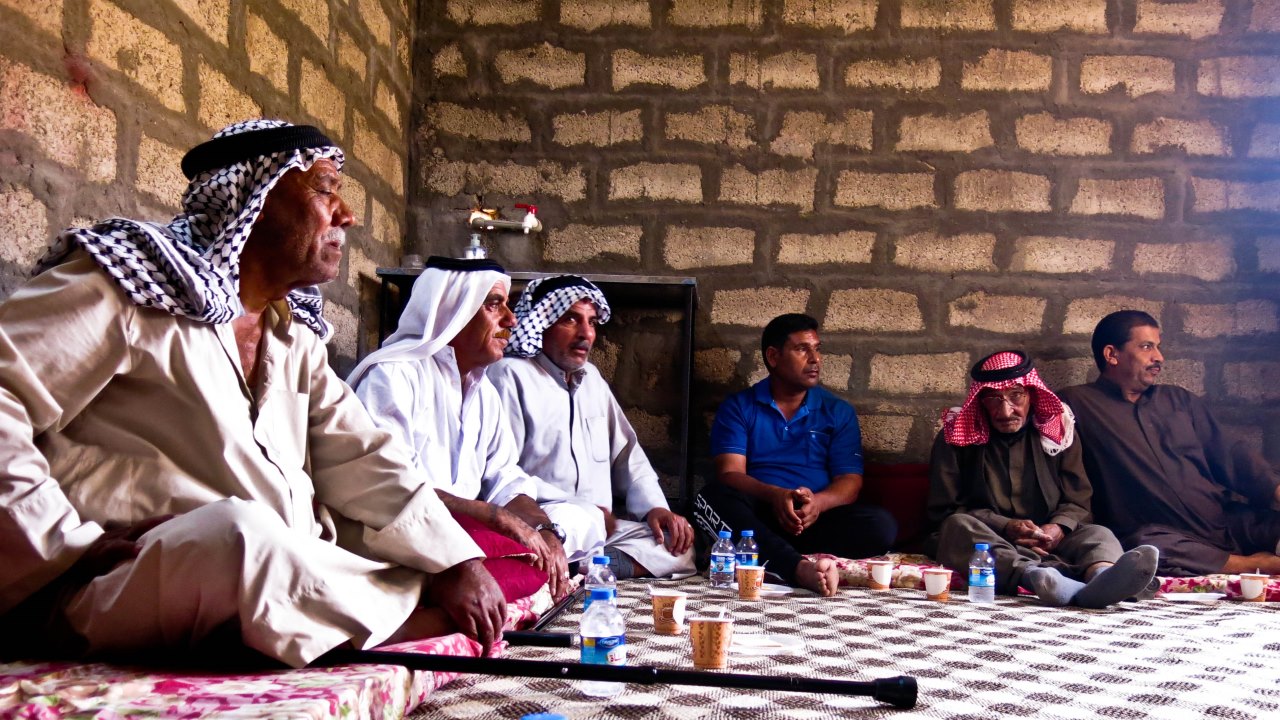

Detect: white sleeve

[601,380,669,518]
[476,383,538,508]
[340,360,483,571]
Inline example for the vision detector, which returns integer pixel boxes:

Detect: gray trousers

[934,514,1123,594]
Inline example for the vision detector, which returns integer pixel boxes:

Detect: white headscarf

[346,256,510,387]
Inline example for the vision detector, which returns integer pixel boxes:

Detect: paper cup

[867,560,894,590]
[735,565,765,600]
[923,567,952,601]
[1240,573,1268,602]
[689,616,734,669]
[650,588,689,634]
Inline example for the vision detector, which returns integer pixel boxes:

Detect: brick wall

[0,0,413,372]
[412,0,1280,474]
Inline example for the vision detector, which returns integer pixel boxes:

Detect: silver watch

[534,522,566,544]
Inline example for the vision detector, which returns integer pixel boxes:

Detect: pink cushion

[451,513,548,603]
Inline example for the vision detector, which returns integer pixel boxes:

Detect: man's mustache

[324,228,346,246]
[570,342,591,352]
[495,330,511,339]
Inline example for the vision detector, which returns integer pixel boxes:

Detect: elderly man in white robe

[487,276,695,579]
[0,120,508,668]
[348,257,572,598]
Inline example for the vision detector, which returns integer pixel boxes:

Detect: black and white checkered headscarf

[506,275,611,358]
[33,119,344,340]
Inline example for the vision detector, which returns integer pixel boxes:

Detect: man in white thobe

[0,120,508,668]
[348,258,572,598]
[487,275,695,579]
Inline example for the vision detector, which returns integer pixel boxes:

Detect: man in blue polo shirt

[693,313,897,596]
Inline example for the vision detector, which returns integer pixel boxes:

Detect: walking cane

[529,586,584,632]
[324,648,918,708]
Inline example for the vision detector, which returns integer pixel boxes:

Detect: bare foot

[793,557,839,597]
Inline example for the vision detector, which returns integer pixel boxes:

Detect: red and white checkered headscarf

[941,350,1074,456]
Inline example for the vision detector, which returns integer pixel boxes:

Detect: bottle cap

[975,543,990,551]
[589,587,615,601]
[591,555,610,565]
[741,530,754,537]
[718,530,732,539]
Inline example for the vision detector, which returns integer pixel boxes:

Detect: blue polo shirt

[710,378,864,492]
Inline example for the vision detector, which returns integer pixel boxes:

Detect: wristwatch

[534,522,567,544]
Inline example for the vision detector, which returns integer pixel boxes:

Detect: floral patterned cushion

[1158,574,1280,600]
[0,588,553,719]
[820,553,1280,600]
[821,552,964,590]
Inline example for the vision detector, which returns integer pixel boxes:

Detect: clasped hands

[770,486,819,536]
[1004,518,1064,555]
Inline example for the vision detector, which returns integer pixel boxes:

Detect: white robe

[487,354,695,578]
[351,348,536,508]
[0,254,483,667]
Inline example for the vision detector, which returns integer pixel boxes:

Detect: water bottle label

[968,567,995,588]
[581,635,626,666]
[711,553,735,574]
[735,552,758,566]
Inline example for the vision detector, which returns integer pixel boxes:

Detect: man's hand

[534,527,572,600]
[791,487,821,532]
[1037,523,1065,553]
[66,515,174,586]
[490,508,570,599]
[768,487,805,535]
[1004,519,1062,556]
[645,507,694,555]
[425,558,506,656]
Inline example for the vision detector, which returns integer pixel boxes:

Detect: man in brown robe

[929,350,1157,607]
[1060,311,1280,576]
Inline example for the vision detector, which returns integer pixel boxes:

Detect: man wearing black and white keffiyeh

[488,276,697,579]
[0,120,507,667]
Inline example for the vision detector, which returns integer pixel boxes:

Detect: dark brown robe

[1059,377,1280,576]
[927,427,1119,592]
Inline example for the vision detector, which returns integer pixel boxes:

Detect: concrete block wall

[0,0,413,373]
[412,0,1280,472]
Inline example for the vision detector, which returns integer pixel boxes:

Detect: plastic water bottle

[579,587,626,697]
[710,530,736,587]
[734,530,759,567]
[583,555,616,611]
[968,542,996,603]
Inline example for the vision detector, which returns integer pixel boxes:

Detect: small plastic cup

[736,565,765,600]
[689,616,734,669]
[923,567,953,601]
[650,588,689,634]
[867,560,895,590]
[1240,572,1268,602]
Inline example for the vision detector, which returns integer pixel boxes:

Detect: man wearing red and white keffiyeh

[927,350,1159,608]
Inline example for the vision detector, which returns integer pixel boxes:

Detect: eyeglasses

[979,390,1029,410]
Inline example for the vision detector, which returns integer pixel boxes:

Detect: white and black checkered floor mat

[412,577,1280,719]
